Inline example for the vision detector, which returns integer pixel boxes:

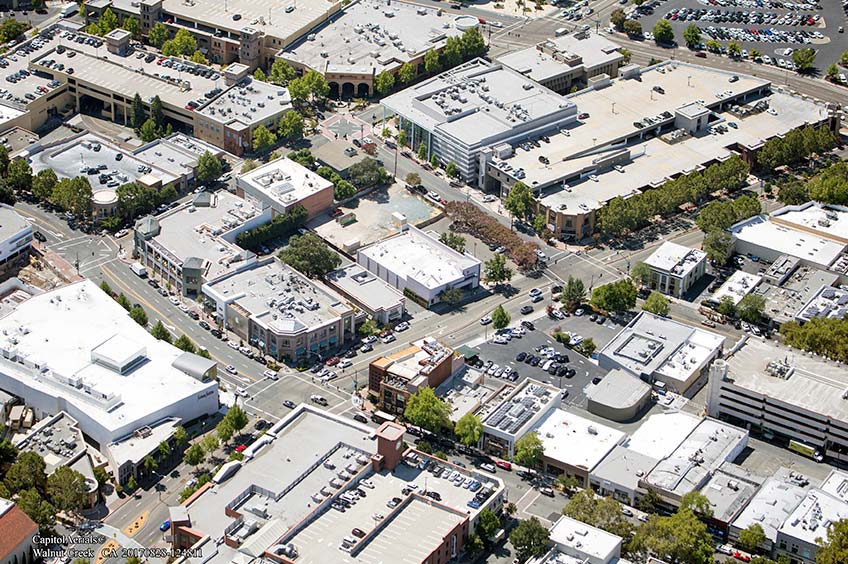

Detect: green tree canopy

[347,158,390,189]
[591,279,636,313]
[739,523,768,553]
[17,488,55,530]
[630,261,652,287]
[492,304,510,330]
[642,291,670,317]
[454,413,483,447]
[174,334,197,353]
[683,24,701,46]
[653,18,674,43]
[509,517,550,561]
[46,466,88,513]
[738,294,766,324]
[196,151,223,184]
[224,404,249,433]
[398,62,415,84]
[439,231,466,253]
[513,431,544,467]
[5,452,47,495]
[269,59,297,86]
[504,182,534,222]
[150,321,172,343]
[252,124,277,153]
[403,387,451,433]
[278,232,341,278]
[562,276,586,310]
[148,22,169,48]
[792,48,816,71]
[374,71,395,95]
[703,230,733,265]
[680,490,713,517]
[610,9,627,30]
[7,159,32,193]
[424,49,441,74]
[183,444,205,468]
[484,254,513,286]
[818,519,848,564]
[631,509,713,564]
[278,111,305,143]
[563,489,635,540]
[32,169,57,202]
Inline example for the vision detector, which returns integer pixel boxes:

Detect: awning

[454,345,478,359]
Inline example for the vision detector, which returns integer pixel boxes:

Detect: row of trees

[254,61,331,108]
[756,126,837,172]
[597,155,749,238]
[696,194,762,263]
[251,111,307,154]
[780,317,848,363]
[130,94,173,143]
[235,204,308,251]
[100,281,151,328]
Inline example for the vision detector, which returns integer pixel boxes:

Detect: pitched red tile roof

[0,504,38,559]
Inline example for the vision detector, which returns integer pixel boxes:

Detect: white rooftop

[236,156,332,210]
[534,408,625,472]
[325,264,405,313]
[498,31,624,83]
[711,271,762,305]
[731,472,809,543]
[730,215,846,270]
[779,487,848,545]
[549,515,622,564]
[625,411,701,460]
[771,202,848,244]
[644,241,706,277]
[796,284,848,322]
[197,78,292,129]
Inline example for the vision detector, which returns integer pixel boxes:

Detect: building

[0,280,218,483]
[279,0,467,98]
[357,224,481,306]
[325,264,406,325]
[497,31,625,94]
[368,337,456,415]
[585,368,652,422]
[642,242,707,298]
[381,57,577,185]
[134,191,271,296]
[482,61,835,240]
[795,284,848,322]
[479,379,561,459]
[710,270,762,306]
[169,407,506,564]
[598,311,726,395]
[534,408,625,487]
[533,515,624,564]
[0,500,37,564]
[235,155,334,218]
[641,417,748,507]
[589,444,658,506]
[707,338,848,465]
[699,462,765,539]
[203,258,355,362]
[0,206,32,277]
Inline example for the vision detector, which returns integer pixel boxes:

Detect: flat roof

[358,225,481,291]
[381,58,575,147]
[281,0,464,75]
[381,337,453,384]
[14,412,87,474]
[701,462,764,523]
[771,202,848,244]
[731,471,809,542]
[730,215,846,269]
[438,369,500,423]
[549,515,621,562]
[723,337,848,423]
[498,31,624,83]
[599,311,725,384]
[0,205,31,244]
[711,270,762,306]
[482,379,560,440]
[0,280,217,441]
[196,78,291,129]
[236,155,332,209]
[134,134,224,178]
[625,411,702,460]
[644,241,706,277]
[325,264,405,313]
[585,368,651,410]
[590,444,658,495]
[778,487,848,545]
[0,28,67,106]
[796,284,848,322]
[762,264,839,324]
[644,418,748,498]
[151,191,262,280]
[534,408,625,472]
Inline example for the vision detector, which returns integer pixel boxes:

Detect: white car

[481,463,496,473]
[226,365,238,375]
[361,335,377,344]
[394,321,410,332]
[551,309,565,320]
[114,229,129,238]
[228,340,239,350]
[487,364,500,375]
[493,336,509,345]
[338,359,352,369]
[169,296,180,306]
[482,194,497,203]
[381,334,396,344]
[528,288,542,297]
[489,21,503,27]
[321,371,337,382]
[480,316,492,325]
[263,369,279,380]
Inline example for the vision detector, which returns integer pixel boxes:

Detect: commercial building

[368,337,456,415]
[280,0,466,98]
[203,258,355,362]
[325,264,406,325]
[0,280,218,483]
[707,337,848,465]
[381,57,577,184]
[534,408,625,487]
[585,368,652,422]
[760,264,839,326]
[0,206,32,277]
[533,515,625,564]
[710,270,762,306]
[479,379,561,459]
[357,224,481,306]
[700,462,765,539]
[482,61,835,240]
[598,311,726,395]
[133,191,271,296]
[642,242,707,298]
[589,444,658,506]
[235,155,334,218]
[170,408,506,564]
[796,284,848,322]
[0,500,37,564]
[497,31,625,94]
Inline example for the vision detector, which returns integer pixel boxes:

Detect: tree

[217,418,234,444]
[653,19,674,44]
[706,39,721,52]
[818,519,848,564]
[424,49,441,74]
[196,150,223,184]
[643,291,670,317]
[46,467,87,513]
[680,491,713,518]
[466,533,484,556]
[630,261,652,287]
[610,8,627,30]
[32,169,57,202]
[716,295,737,318]
[347,158,389,189]
[417,141,427,160]
[630,509,714,564]
[171,28,197,56]
[809,162,848,205]
[288,70,329,106]
[122,16,140,39]
[174,334,197,353]
[513,432,544,467]
[224,405,248,434]
[455,413,482,447]
[374,71,395,96]
[439,231,466,253]
[403,387,451,433]
[127,474,138,491]
[683,24,701,46]
[405,172,421,187]
[792,48,816,72]
[509,517,550,562]
[190,50,208,65]
[555,474,581,494]
[98,8,118,34]
[201,434,219,454]
[445,162,458,179]
[623,19,643,36]
[477,508,500,543]
[253,68,267,81]
[739,523,767,553]
[143,455,158,474]
[150,321,172,343]
[563,489,635,540]
[399,62,415,84]
[149,22,169,48]
[484,254,513,286]
[334,179,356,201]
[139,118,160,142]
[17,488,55,530]
[0,145,8,177]
[7,159,31,193]
[116,293,131,311]
[777,179,810,205]
[441,36,463,69]
[252,124,276,154]
[738,294,765,324]
[0,19,28,43]
[562,276,586,310]
[504,181,534,222]
[269,59,296,86]
[183,444,205,469]
[279,232,341,278]
[637,488,662,514]
[0,439,17,466]
[460,27,485,59]
[703,230,732,265]
[278,111,304,143]
[130,92,146,130]
[492,304,510,330]
[728,41,742,57]
[591,279,636,313]
[397,129,408,147]
[5,452,47,494]
[751,48,762,59]
[438,287,463,305]
[150,95,165,129]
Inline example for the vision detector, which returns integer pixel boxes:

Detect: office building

[133,191,271,296]
[0,500,37,564]
[368,337,456,415]
[700,462,765,539]
[169,408,506,564]
[529,515,624,564]
[585,368,652,422]
[0,206,32,277]
[381,57,577,184]
[598,311,725,395]
[357,224,481,306]
[235,155,334,218]
[643,242,707,298]
[760,264,839,326]
[325,264,406,325]
[497,31,625,94]
[0,280,218,483]
[203,258,355,362]
[479,379,561,459]
[710,270,762,306]
[707,338,848,465]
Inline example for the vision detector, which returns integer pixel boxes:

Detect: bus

[371,410,396,425]
[789,439,824,462]
[59,3,79,17]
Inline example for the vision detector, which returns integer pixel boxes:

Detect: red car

[234,444,246,453]
[325,356,340,366]
[734,552,751,562]
[495,460,512,471]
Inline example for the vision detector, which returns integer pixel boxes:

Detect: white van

[555,27,568,36]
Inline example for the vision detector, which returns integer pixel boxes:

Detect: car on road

[717,544,734,556]
[479,315,492,325]
[325,356,340,366]
[211,329,223,338]
[198,320,210,330]
[638,514,649,522]
[234,444,247,453]
[114,229,129,238]
[361,335,377,344]
[495,460,512,471]
[160,520,171,531]
[33,230,46,242]
[263,369,278,380]
[381,333,396,344]
[621,507,634,517]
[360,343,373,352]
[521,320,535,330]
[158,288,169,296]
[225,365,237,374]
[283,400,297,409]
[338,359,352,369]
[310,394,328,406]
[228,340,239,350]
[480,463,496,473]
[520,305,533,314]
[528,288,542,297]
[394,321,410,332]
[169,296,180,306]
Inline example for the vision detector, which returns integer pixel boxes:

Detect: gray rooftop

[0,205,31,244]
[796,284,848,322]
[497,31,624,83]
[701,462,765,523]
[590,444,658,495]
[585,368,651,410]
[15,412,87,474]
[196,78,291,129]
[761,264,838,324]
[325,264,405,313]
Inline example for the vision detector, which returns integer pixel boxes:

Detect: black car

[344,348,357,359]
[254,419,269,430]
[283,399,297,409]
[521,320,535,330]
[188,311,200,320]
[515,351,526,362]
[199,320,210,330]
[352,413,368,424]
[255,356,267,365]
[310,364,323,373]
[33,230,46,242]
[524,354,534,364]
[596,315,606,325]
[529,356,540,367]
[520,305,533,315]
[147,279,159,289]
[158,287,168,296]
[592,377,602,385]
[551,285,562,294]
[210,328,223,338]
